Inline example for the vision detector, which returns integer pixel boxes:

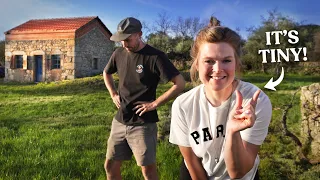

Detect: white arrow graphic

[264,67,285,91]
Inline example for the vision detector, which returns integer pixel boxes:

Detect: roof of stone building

[5,16,111,34]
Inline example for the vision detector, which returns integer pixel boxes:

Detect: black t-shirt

[104,44,180,125]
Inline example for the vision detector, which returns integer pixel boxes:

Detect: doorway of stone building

[35,55,43,82]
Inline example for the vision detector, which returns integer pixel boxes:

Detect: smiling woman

[169,16,272,180]
[197,42,236,93]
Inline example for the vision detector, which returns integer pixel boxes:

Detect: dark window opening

[51,55,61,69]
[16,55,23,69]
[93,58,98,70]
[27,56,32,70]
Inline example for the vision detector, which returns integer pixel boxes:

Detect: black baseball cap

[110,17,142,42]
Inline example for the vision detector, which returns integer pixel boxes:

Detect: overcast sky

[1,0,319,40]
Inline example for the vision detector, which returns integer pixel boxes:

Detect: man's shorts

[106,119,158,166]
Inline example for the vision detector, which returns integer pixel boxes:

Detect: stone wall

[4,39,75,82]
[301,83,320,157]
[4,26,113,82]
[74,27,114,78]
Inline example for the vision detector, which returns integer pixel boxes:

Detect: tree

[146,32,171,53]
[242,9,316,73]
[189,17,206,38]
[315,32,320,53]
[173,36,193,60]
[148,11,173,53]
[147,14,207,60]
[297,25,320,61]
[171,16,206,39]
[154,11,172,36]
[172,16,192,38]
[141,20,152,42]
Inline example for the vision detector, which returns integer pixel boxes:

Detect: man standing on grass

[103,17,185,180]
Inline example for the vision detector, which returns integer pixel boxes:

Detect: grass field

[0,73,319,180]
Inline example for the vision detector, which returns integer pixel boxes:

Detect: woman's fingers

[251,90,261,108]
[234,90,243,110]
[233,109,253,119]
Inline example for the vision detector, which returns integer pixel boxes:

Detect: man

[103,17,185,180]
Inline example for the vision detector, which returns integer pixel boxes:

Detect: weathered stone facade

[75,27,114,78]
[5,39,70,82]
[301,83,320,157]
[4,16,114,82]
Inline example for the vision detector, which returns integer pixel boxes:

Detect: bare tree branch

[154,11,172,35]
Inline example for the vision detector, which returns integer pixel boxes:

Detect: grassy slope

[242,73,320,180]
[0,73,319,179]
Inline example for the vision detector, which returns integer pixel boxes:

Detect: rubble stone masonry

[5,27,113,82]
[301,83,320,158]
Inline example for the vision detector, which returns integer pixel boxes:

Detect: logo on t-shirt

[136,64,144,73]
[190,125,225,145]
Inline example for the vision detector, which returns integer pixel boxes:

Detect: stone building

[4,16,114,82]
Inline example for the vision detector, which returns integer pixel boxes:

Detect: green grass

[243,73,320,180]
[0,77,112,179]
[0,73,319,180]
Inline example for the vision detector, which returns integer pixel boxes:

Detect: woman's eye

[223,59,232,63]
[205,60,215,64]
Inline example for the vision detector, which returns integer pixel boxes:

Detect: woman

[169,17,272,180]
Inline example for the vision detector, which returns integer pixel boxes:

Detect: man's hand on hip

[133,101,158,116]
[112,94,121,109]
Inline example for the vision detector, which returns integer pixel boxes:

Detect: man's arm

[154,74,185,107]
[103,70,120,108]
[133,74,185,116]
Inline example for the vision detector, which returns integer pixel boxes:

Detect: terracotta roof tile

[7,16,97,32]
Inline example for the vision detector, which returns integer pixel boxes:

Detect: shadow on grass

[0,77,110,96]
[242,73,320,91]
[0,115,112,133]
[0,117,29,131]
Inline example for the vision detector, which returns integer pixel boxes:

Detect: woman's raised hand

[227,90,261,133]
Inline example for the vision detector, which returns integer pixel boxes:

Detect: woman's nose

[212,61,223,72]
